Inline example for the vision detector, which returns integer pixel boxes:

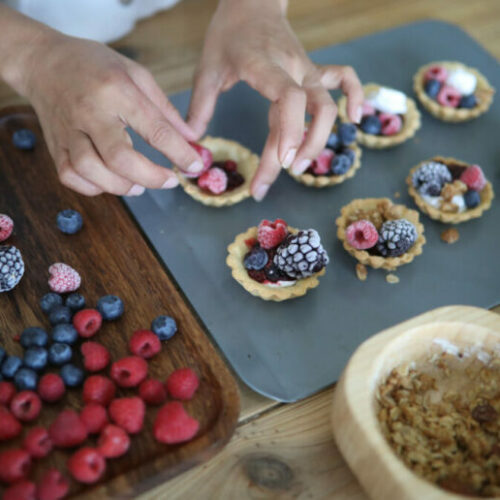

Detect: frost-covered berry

[375,219,417,257]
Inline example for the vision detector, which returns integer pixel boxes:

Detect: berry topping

[56,209,83,234]
[151,315,177,341]
[0,405,22,441]
[360,115,382,135]
[166,368,199,400]
[37,469,70,500]
[366,87,408,115]
[153,401,200,445]
[48,306,72,326]
[67,447,106,484]
[412,161,452,194]
[60,364,84,387]
[0,214,14,242]
[226,170,245,190]
[3,480,36,500]
[0,245,24,293]
[337,123,357,146]
[437,85,461,107]
[446,68,477,95]
[23,427,52,458]
[109,396,145,434]
[14,368,38,391]
[98,424,130,458]
[37,373,65,403]
[311,148,334,175]
[198,166,228,194]
[346,220,379,250]
[129,329,161,359]
[257,219,288,250]
[187,142,213,177]
[376,219,417,257]
[0,381,16,405]
[10,391,41,421]
[139,378,167,405]
[0,449,32,483]
[48,343,72,366]
[459,94,477,109]
[423,65,448,83]
[81,341,111,372]
[83,375,116,406]
[73,309,103,338]
[23,347,48,371]
[49,409,88,448]
[111,356,148,388]
[65,293,86,312]
[40,293,63,314]
[424,79,441,98]
[12,129,36,150]
[20,327,48,348]
[80,403,108,434]
[331,154,352,176]
[52,323,78,344]
[460,164,487,191]
[96,295,124,321]
[243,246,268,271]
[464,189,481,208]
[48,263,81,294]
[379,113,403,136]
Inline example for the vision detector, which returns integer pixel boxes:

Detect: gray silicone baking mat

[124,20,500,402]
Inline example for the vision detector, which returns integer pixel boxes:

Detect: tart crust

[407,156,494,224]
[413,61,495,123]
[175,137,259,207]
[336,198,426,271]
[338,84,421,149]
[226,226,326,302]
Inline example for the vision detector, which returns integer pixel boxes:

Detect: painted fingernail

[187,160,204,173]
[125,184,145,196]
[355,106,362,124]
[281,148,297,169]
[292,159,311,176]
[253,183,270,202]
[161,177,179,189]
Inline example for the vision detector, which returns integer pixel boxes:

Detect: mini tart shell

[226,226,326,302]
[336,198,426,271]
[175,137,259,207]
[413,61,495,123]
[338,83,421,149]
[407,156,494,224]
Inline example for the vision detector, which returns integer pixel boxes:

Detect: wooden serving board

[0,106,240,498]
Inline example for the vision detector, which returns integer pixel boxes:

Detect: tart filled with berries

[413,61,495,122]
[175,137,259,207]
[407,157,494,224]
[336,198,425,271]
[287,124,362,188]
[338,84,421,149]
[226,219,329,301]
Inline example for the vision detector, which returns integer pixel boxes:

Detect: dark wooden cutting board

[0,106,240,498]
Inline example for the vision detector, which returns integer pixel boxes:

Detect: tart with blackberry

[407,157,494,223]
[175,137,259,207]
[226,219,329,301]
[338,84,421,149]
[336,198,425,271]
[413,61,495,122]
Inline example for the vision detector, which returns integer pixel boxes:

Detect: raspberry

[166,368,200,400]
[257,219,288,250]
[312,149,334,175]
[10,390,42,422]
[97,424,130,458]
[0,380,16,405]
[153,402,200,445]
[129,329,161,359]
[460,165,487,191]
[110,356,148,388]
[197,167,228,194]
[0,405,22,441]
[188,142,213,177]
[0,214,14,242]
[80,404,108,434]
[423,65,448,83]
[67,447,106,484]
[346,220,379,250]
[109,397,145,434]
[81,341,110,372]
[23,427,53,458]
[139,378,167,405]
[437,85,461,107]
[83,375,116,406]
[49,409,88,448]
[37,373,65,403]
[37,469,70,500]
[0,448,31,483]
[48,263,81,293]
[3,480,36,500]
[73,309,102,338]
[379,113,402,136]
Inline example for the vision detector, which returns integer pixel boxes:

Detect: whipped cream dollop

[264,280,296,288]
[446,68,477,95]
[365,87,408,115]
[451,194,466,213]
[420,194,443,209]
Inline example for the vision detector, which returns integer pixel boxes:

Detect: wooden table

[1,1,499,497]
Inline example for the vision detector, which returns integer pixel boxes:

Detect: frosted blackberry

[376,219,417,257]
[0,245,24,293]
[273,229,329,279]
[412,162,451,191]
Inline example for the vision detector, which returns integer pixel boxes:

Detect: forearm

[216,0,288,20]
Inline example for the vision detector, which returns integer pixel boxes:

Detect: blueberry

[49,305,73,325]
[337,123,357,146]
[65,293,86,312]
[331,154,352,176]
[56,209,83,235]
[12,129,36,150]
[96,295,124,321]
[464,189,481,208]
[52,324,78,344]
[20,327,48,348]
[14,368,38,390]
[151,315,177,341]
[340,147,355,166]
[60,364,84,387]
[40,293,63,314]
[326,132,340,151]
[424,79,441,99]
[23,347,48,371]
[459,94,477,109]
[244,247,268,271]
[1,355,22,378]
[360,115,382,135]
[48,343,73,366]
[0,346,5,366]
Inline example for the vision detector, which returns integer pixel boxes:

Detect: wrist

[217,0,287,19]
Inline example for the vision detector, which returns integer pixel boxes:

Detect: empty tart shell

[338,83,421,149]
[175,136,259,207]
[336,198,426,271]
[413,61,495,123]
[226,226,326,302]
[407,156,494,224]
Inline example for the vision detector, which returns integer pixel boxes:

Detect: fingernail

[355,106,362,124]
[125,184,145,196]
[253,183,270,202]
[281,148,297,169]
[292,159,311,176]
[187,160,204,173]
[161,177,179,189]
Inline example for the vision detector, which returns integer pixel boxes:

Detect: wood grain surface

[0,107,240,498]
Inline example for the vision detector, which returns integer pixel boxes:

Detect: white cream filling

[365,87,408,115]
[420,194,443,208]
[451,194,466,213]
[446,68,477,96]
[264,280,297,288]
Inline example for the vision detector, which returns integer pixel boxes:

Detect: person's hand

[187,0,363,201]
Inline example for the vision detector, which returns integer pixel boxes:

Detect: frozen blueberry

[60,364,84,387]
[56,209,83,235]
[464,189,481,208]
[151,315,177,341]
[244,247,268,271]
[49,305,72,325]
[424,79,441,99]
[12,129,36,150]
[23,347,48,371]
[459,94,477,109]
[40,293,63,314]
[20,327,48,348]
[48,343,73,366]
[331,154,352,176]
[1,355,22,378]
[337,123,357,146]
[96,295,124,321]
[326,132,340,151]
[360,115,382,135]
[14,368,38,390]
[52,324,78,344]
[65,293,86,312]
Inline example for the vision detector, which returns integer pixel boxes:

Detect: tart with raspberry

[175,137,259,207]
[336,198,425,271]
[226,219,329,301]
[407,157,494,223]
[413,61,495,122]
[338,84,421,149]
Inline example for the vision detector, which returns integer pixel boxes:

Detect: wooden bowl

[331,305,500,500]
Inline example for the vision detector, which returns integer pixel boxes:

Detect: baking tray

[124,20,500,402]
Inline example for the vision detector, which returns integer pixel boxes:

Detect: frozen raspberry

[80,341,110,372]
[166,368,200,400]
[73,309,102,338]
[0,448,31,483]
[139,378,167,405]
[80,404,108,434]
[0,405,22,441]
[257,219,288,250]
[109,397,145,434]
[362,101,376,116]
[38,373,65,403]
[48,263,81,293]
[153,401,200,445]
[3,480,36,500]
[460,165,487,191]
[49,409,88,448]
[23,427,52,458]
[437,85,461,107]
[197,167,228,194]
[346,220,379,250]
[379,113,402,136]
[0,214,14,242]
[110,356,148,388]
[312,149,334,175]
[10,390,42,422]
[37,469,70,500]
[67,447,106,484]
[129,329,161,359]
[186,142,212,178]
[97,424,130,458]
[83,375,116,406]
[0,380,16,405]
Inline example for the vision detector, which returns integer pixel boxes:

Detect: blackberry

[412,162,451,190]
[273,229,329,279]
[375,219,417,257]
[0,245,25,293]
[244,247,268,271]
